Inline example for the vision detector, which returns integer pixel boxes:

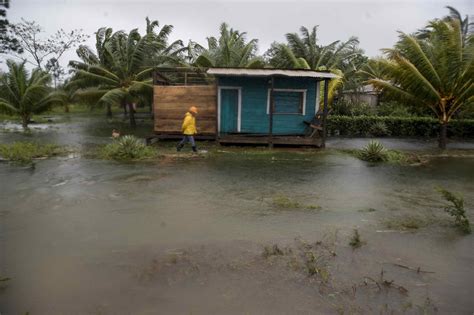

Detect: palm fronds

[0,60,61,129]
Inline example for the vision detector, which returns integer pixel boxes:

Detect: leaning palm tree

[417,6,473,47]
[363,19,474,149]
[70,19,184,120]
[266,26,363,108]
[192,23,264,68]
[144,17,187,67]
[71,27,116,117]
[0,60,62,129]
[69,28,155,127]
[266,26,363,75]
[444,6,473,45]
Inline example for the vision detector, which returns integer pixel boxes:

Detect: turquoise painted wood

[220,88,239,133]
[217,76,318,135]
[273,90,303,113]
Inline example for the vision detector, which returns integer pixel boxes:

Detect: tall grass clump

[349,229,364,248]
[437,187,471,234]
[99,135,156,161]
[0,142,63,164]
[358,141,387,162]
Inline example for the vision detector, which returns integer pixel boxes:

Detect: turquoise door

[220,89,239,133]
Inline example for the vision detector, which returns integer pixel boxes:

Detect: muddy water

[0,116,474,314]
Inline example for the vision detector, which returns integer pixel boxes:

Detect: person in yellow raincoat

[177,106,198,152]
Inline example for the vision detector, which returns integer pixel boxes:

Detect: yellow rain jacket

[182,112,197,135]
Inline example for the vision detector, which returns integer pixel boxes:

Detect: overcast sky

[2,0,473,70]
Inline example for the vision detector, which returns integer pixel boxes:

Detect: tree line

[0,5,472,148]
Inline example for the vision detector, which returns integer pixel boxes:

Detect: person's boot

[177,143,184,152]
[192,146,198,153]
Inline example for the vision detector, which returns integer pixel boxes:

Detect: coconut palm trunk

[128,103,136,127]
[439,122,448,149]
[21,115,29,130]
[106,104,113,118]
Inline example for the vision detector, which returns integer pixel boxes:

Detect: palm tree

[444,6,473,45]
[0,60,62,129]
[69,19,184,122]
[144,17,187,67]
[266,26,364,108]
[365,19,474,149]
[70,27,116,117]
[69,29,154,127]
[417,6,473,46]
[192,23,264,68]
[266,26,363,74]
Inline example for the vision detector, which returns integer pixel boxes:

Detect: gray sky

[3,0,473,70]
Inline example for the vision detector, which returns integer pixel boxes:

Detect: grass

[358,207,377,213]
[44,103,96,115]
[342,141,421,165]
[383,215,433,230]
[358,140,387,162]
[262,244,285,258]
[437,187,471,234]
[349,229,364,248]
[0,142,66,164]
[262,239,332,281]
[271,195,321,210]
[98,135,157,161]
[272,195,301,208]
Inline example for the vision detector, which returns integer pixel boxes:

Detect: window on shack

[267,89,306,115]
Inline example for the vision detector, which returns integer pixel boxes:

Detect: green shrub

[358,141,387,162]
[331,99,376,116]
[436,188,471,234]
[0,142,64,164]
[457,102,474,119]
[99,135,156,161]
[327,115,474,138]
[369,121,390,137]
[376,101,414,117]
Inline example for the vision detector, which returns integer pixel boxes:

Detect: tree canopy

[363,19,473,148]
[0,60,63,129]
[192,23,264,68]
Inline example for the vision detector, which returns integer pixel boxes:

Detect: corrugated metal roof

[207,68,340,79]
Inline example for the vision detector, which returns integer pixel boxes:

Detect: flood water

[1,115,473,314]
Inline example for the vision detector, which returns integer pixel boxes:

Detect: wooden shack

[153,67,339,147]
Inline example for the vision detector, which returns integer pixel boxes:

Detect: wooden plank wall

[154,85,217,135]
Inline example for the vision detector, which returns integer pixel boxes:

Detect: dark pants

[177,135,196,151]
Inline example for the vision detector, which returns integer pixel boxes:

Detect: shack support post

[268,76,275,148]
[215,78,219,140]
[321,78,329,148]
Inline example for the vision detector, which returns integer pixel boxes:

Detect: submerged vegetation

[262,238,333,281]
[437,187,471,234]
[271,195,321,210]
[383,215,434,231]
[358,140,387,162]
[0,142,65,164]
[349,229,364,248]
[351,141,422,165]
[98,135,156,161]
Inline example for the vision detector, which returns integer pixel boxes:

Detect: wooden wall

[154,85,217,136]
